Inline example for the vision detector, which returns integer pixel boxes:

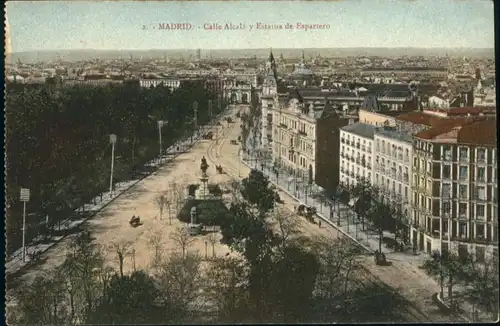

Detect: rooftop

[396,111,445,127]
[341,122,378,139]
[414,116,496,146]
[374,127,413,144]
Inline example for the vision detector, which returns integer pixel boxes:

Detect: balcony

[341,138,345,144]
[398,154,403,161]
[298,130,307,136]
[279,123,287,129]
[356,158,361,165]
[356,143,360,149]
[403,173,409,182]
[459,155,468,163]
[367,164,372,170]
[367,147,372,153]
[475,195,487,202]
[477,157,486,165]
[361,145,366,151]
[350,141,355,147]
[397,173,402,181]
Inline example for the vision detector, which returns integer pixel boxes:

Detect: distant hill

[9,47,495,63]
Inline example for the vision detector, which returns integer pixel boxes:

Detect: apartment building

[272,97,318,181]
[408,116,497,259]
[339,123,376,188]
[271,95,353,192]
[372,127,413,221]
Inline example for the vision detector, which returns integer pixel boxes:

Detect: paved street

[6,112,239,296]
[210,115,464,323]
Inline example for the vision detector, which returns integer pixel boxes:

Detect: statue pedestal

[195,174,209,200]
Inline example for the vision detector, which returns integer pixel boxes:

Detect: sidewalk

[6,117,222,276]
[242,154,397,254]
[241,135,493,322]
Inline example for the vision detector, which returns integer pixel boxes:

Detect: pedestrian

[294,205,296,212]
[318,220,322,228]
[329,210,334,220]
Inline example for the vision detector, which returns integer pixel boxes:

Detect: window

[459,166,468,181]
[443,146,452,160]
[459,147,468,162]
[459,203,467,217]
[459,185,468,199]
[443,201,451,214]
[459,223,467,237]
[477,148,486,163]
[427,162,432,173]
[367,172,371,180]
[442,183,451,198]
[476,204,485,218]
[404,186,408,198]
[477,167,485,182]
[442,165,451,179]
[405,149,409,161]
[476,186,486,200]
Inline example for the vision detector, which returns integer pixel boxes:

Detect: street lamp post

[238,147,242,177]
[109,134,117,196]
[20,188,30,263]
[158,120,164,164]
[192,101,198,143]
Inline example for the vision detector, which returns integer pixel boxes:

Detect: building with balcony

[372,126,413,222]
[410,117,497,260]
[339,123,377,188]
[271,93,354,192]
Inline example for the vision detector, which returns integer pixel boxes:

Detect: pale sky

[6,0,495,52]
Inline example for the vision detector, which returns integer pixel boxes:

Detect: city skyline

[7,0,495,52]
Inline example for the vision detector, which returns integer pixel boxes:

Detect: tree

[207,231,219,258]
[462,254,499,318]
[112,241,133,278]
[148,232,164,269]
[155,194,167,220]
[62,231,105,317]
[203,256,250,321]
[241,169,282,214]
[422,250,467,308]
[312,236,362,299]
[171,226,195,260]
[270,208,307,255]
[157,252,203,312]
[17,274,68,325]
[6,82,218,255]
[267,245,320,322]
[87,270,181,324]
[365,201,392,253]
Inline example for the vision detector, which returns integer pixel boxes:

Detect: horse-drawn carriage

[203,131,214,140]
[216,165,224,174]
[230,140,238,145]
[296,205,317,222]
[129,215,141,227]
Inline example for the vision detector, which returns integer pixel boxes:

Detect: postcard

[5,0,497,324]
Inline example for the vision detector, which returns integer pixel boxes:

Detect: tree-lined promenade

[6,81,224,254]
